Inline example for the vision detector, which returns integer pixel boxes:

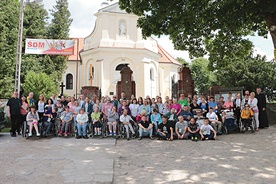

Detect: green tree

[21,1,49,83]
[176,57,189,65]
[190,58,216,94]
[43,0,73,81]
[215,54,276,93]
[22,71,58,101]
[0,0,19,97]
[119,0,276,69]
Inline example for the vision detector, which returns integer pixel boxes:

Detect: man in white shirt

[120,109,135,140]
[206,107,222,134]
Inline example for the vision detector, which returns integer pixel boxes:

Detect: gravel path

[114,126,276,184]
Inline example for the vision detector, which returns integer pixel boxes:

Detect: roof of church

[98,2,127,14]
[157,44,181,65]
[68,38,84,61]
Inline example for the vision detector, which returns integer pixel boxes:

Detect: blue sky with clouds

[43,0,274,61]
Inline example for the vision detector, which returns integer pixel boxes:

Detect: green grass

[1,128,10,132]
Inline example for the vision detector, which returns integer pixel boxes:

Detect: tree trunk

[265,13,276,50]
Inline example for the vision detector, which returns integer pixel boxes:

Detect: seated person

[186,118,200,141]
[138,115,154,140]
[91,107,101,135]
[206,107,222,134]
[120,109,136,141]
[76,108,88,139]
[240,104,254,130]
[165,108,178,131]
[136,109,148,123]
[107,107,119,136]
[150,108,162,134]
[157,116,173,141]
[224,97,234,111]
[26,105,40,137]
[43,107,57,136]
[200,118,217,140]
[58,106,73,137]
[175,116,188,140]
[190,98,200,114]
[195,110,205,127]
[179,105,194,121]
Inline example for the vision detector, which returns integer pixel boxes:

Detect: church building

[63,2,183,99]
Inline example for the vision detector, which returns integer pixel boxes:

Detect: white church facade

[63,3,181,99]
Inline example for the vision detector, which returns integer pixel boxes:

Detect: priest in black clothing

[255,88,269,128]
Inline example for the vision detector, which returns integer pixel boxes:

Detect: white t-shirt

[206,112,217,121]
[37,101,45,113]
[129,104,139,117]
[200,124,213,135]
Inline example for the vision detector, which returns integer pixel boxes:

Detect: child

[187,118,200,141]
[200,118,217,141]
[91,107,101,135]
[26,105,40,137]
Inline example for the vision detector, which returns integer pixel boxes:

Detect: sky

[44,0,274,61]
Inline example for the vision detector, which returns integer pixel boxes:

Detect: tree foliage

[0,0,19,97]
[176,57,188,65]
[215,54,276,93]
[22,71,58,101]
[190,58,216,94]
[119,0,276,69]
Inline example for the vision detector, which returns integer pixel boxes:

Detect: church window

[150,68,154,81]
[66,74,73,90]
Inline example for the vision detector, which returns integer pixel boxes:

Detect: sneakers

[64,133,68,137]
[194,137,198,141]
[76,136,81,139]
[36,133,40,137]
[191,136,194,141]
[94,132,98,136]
[131,133,136,138]
[109,132,113,136]
[138,137,142,140]
[149,136,154,140]
[127,138,130,141]
[58,132,62,137]
[113,133,117,136]
[28,132,32,137]
[83,135,88,139]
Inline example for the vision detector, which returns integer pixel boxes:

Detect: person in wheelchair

[26,105,40,137]
[43,107,57,137]
[91,107,101,136]
[58,106,72,137]
[138,115,154,140]
[120,109,136,141]
[107,107,119,136]
[241,104,254,131]
[76,108,89,139]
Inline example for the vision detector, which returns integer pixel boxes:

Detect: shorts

[93,121,101,128]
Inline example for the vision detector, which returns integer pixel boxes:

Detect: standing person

[224,97,234,111]
[118,100,131,116]
[150,98,158,113]
[199,97,209,116]
[138,100,150,116]
[45,99,54,111]
[7,91,21,137]
[111,95,119,109]
[178,94,188,108]
[81,97,93,123]
[60,95,68,106]
[72,101,81,123]
[19,95,28,135]
[217,96,225,112]
[78,94,85,108]
[170,98,181,115]
[248,92,259,131]
[120,92,127,101]
[27,92,35,107]
[255,88,269,128]
[50,93,57,105]
[37,94,46,122]
[233,93,242,124]
[26,106,40,137]
[129,98,140,120]
[101,98,114,120]
[156,97,164,114]
[241,91,250,109]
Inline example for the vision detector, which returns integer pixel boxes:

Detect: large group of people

[6,88,269,141]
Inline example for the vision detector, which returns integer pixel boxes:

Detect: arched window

[66,74,73,90]
[150,68,154,81]
[115,64,128,71]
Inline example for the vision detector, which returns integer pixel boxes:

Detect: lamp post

[14,0,43,94]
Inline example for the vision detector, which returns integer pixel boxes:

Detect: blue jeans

[157,132,171,139]
[43,121,53,133]
[139,127,153,137]
[77,123,88,136]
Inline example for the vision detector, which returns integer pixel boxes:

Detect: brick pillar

[116,66,136,99]
[178,64,194,96]
[81,86,100,103]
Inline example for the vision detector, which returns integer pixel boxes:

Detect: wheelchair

[119,119,138,139]
[239,117,255,133]
[88,118,107,139]
[22,121,42,139]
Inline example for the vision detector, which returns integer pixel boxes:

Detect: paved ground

[1,126,276,184]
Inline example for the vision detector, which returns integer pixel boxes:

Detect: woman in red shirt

[19,95,28,135]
